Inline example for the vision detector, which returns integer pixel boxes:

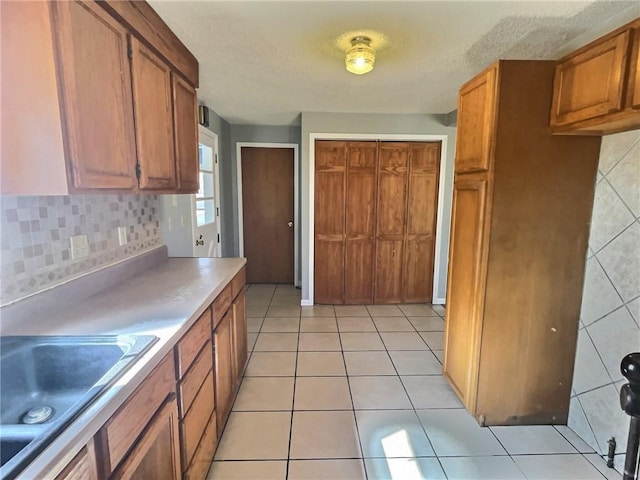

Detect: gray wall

[300,112,457,304]
[568,130,640,472]
[227,125,302,258]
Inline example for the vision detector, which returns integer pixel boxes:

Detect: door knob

[288,221,293,228]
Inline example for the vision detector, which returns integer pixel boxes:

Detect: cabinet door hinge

[127,44,133,59]
[135,163,141,179]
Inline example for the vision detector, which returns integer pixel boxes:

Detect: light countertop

[0,253,246,479]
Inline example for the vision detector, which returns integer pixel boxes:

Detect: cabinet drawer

[183,411,217,480]
[98,354,175,475]
[180,370,215,469]
[231,267,246,298]
[175,308,212,379]
[178,342,213,417]
[212,284,232,329]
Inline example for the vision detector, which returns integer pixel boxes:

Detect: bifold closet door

[375,143,408,303]
[344,142,377,304]
[314,141,346,304]
[404,143,440,303]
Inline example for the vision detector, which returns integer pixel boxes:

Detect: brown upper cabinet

[550,18,640,135]
[0,0,199,195]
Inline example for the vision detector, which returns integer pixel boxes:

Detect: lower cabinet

[212,266,248,436]
[55,265,247,480]
[95,353,181,479]
[110,397,181,480]
[55,442,98,480]
[213,311,234,433]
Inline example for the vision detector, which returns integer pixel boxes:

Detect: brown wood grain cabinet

[550,18,640,135]
[314,141,440,304]
[110,397,181,480]
[95,353,180,478]
[212,266,248,437]
[51,0,139,191]
[173,75,200,191]
[130,37,177,190]
[444,60,602,426]
[0,0,199,195]
[55,443,99,480]
[213,311,234,437]
[174,308,217,479]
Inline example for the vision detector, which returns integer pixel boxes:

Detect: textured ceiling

[148,1,639,126]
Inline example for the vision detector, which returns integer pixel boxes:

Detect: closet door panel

[345,241,375,304]
[404,237,433,303]
[314,141,346,304]
[377,143,408,235]
[403,143,440,302]
[375,240,404,303]
[314,239,344,304]
[344,142,377,304]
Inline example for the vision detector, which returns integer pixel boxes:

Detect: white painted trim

[308,133,449,306]
[198,126,222,257]
[236,142,300,287]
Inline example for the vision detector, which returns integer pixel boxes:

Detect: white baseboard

[300,299,313,306]
[432,297,446,305]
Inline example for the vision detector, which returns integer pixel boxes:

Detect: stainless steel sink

[0,335,157,479]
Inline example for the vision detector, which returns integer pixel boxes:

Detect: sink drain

[21,405,54,424]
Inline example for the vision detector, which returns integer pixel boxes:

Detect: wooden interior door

[345,143,377,304]
[241,147,294,284]
[130,37,176,190]
[51,0,137,190]
[314,141,346,304]
[443,176,488,409]
[375,143,409,303]
[403,143,440,303]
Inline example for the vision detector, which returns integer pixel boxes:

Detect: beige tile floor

[208,284,616,480]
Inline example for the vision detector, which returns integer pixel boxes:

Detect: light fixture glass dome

[345,36,375,75]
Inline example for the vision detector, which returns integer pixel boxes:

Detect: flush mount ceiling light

[345,36,375,75]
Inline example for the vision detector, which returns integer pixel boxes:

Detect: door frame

[236,142,300,286]
[307,133,449,305]
[197,125,222,257]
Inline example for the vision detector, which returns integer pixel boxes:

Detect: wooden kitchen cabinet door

[455,66,497,174]
[403,143,440,303]
[443,176,488,410]
[551,29,630,128]
[314,141,346,304]
[375,143,408,303]
[232,288,248,385]
[130,37,177,190]
[51,0,137,190]
[344,142,377,304]
[110,397,181,480]
[172,73,199,192]
[213,312,234,434]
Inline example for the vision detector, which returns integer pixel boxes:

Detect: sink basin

[0,335,157,479]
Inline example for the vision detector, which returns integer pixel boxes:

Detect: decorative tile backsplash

[569,129,640,471]
[0,195,162,305]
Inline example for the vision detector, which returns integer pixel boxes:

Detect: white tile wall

[569,130,640,473]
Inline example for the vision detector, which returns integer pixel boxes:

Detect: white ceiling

[148,1,639,126]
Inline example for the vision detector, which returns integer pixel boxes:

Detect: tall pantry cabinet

[314,141,440,305]
[443,60,602,426]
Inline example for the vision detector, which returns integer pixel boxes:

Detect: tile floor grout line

[338,309,369,480]
[284,290,301,480]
